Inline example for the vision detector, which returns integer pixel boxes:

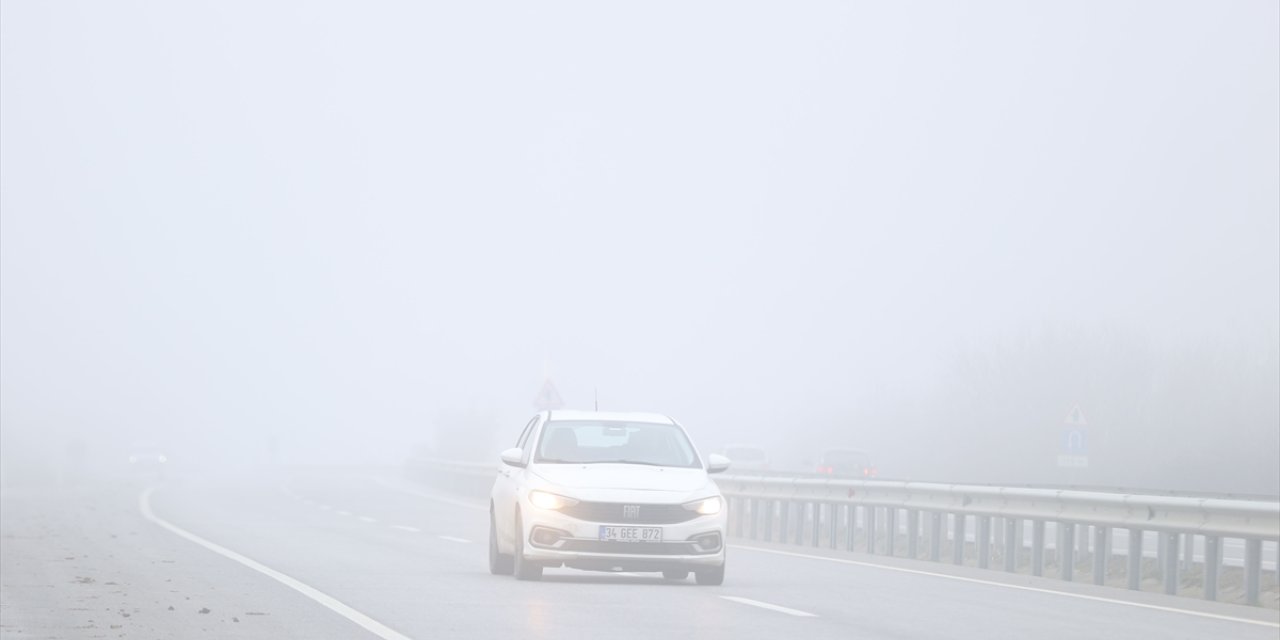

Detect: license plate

[598,526,662,543]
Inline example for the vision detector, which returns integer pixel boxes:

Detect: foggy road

[4,469,1276,639]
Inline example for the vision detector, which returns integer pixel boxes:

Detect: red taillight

[862,467,869,476]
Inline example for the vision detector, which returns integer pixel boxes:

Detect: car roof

[543,410,676,425]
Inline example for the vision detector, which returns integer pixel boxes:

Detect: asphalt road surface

[3,468,1277,639]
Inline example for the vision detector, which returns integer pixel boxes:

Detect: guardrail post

[886,508,898,557]
[1004,518,1018,572]
[1078,524,1090,563]
[977,516,991,569]
[908,510,920,559]
[1032,520,1045,577]
[733,497,744,537]
[1163,532,1179,595]
[952,514,966,565]
[778,501,790,543]
[1185,533,1196,573]
[867,507,878,554]
[829,503,838,549]
[1245,538,1262,606]
[845,504,857,551]
[793,501,803,547]
[763,500,774,543]
[1061,523,1075,581]
[809,503,819,547]
[1092,526,1108,586]
[749,498,759,540]
[1127,528,1142,590]
[1203,535,1220,601]
[929,512,942,561]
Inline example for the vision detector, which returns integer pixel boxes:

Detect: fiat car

[489,410,730,584]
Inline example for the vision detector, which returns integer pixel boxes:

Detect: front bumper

[520,503,727,571]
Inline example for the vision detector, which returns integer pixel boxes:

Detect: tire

[512,511,543,581]
[694,563,724,586]
[488,508,513,575]
[662,569,689,581]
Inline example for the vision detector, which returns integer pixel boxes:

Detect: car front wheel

[694,562,724,586]
[512,511,543,581]
[488,508,513,575]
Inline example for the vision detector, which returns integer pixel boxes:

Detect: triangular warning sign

[1063,405,1087,426]
[533,377,564,410]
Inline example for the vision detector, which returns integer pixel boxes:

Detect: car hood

[530,463,712,496]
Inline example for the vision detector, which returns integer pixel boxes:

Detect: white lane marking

[139,487,412,640]
[336,510,353,516]
[391,525,421,533]
[371,477,487,512]
[358,516,377,523]
[720,596,817,618]
[436,535,471,544]
[732,545,1280,629]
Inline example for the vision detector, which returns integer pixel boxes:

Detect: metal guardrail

[406,458,1280,606]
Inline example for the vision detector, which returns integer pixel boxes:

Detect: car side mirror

[706,453,731,474]
[500,447,525,468]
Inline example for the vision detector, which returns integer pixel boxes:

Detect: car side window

[515,416,538,448]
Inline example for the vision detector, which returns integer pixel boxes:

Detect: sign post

[1057,405,1088,469]
[533,377,564,411]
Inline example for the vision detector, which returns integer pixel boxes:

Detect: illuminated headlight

[683,496,723,515]
[529,490,578,511]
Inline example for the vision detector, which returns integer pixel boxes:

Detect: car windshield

[536,421,700,468]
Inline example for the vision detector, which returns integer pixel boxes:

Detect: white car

[488,410,731,584]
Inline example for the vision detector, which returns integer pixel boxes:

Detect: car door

[492,415,539,546]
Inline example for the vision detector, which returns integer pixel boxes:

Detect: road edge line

[139,486,413,640]
[731,544,1279,629]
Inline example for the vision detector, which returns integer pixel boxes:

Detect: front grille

[557,540,711,555]
[560,501,697,525]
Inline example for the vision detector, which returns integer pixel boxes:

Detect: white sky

[2,1,1277,468]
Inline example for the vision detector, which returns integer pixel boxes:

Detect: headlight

[529,490,578,510]
[682,496,722,515]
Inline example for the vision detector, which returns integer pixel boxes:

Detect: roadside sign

[533,377,564,410]
[1057,405,1089,468]
[1064,405,1087,426]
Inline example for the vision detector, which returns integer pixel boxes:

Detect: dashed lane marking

[720,596,817,617]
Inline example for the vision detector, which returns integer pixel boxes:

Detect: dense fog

[2,1,1277,495]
